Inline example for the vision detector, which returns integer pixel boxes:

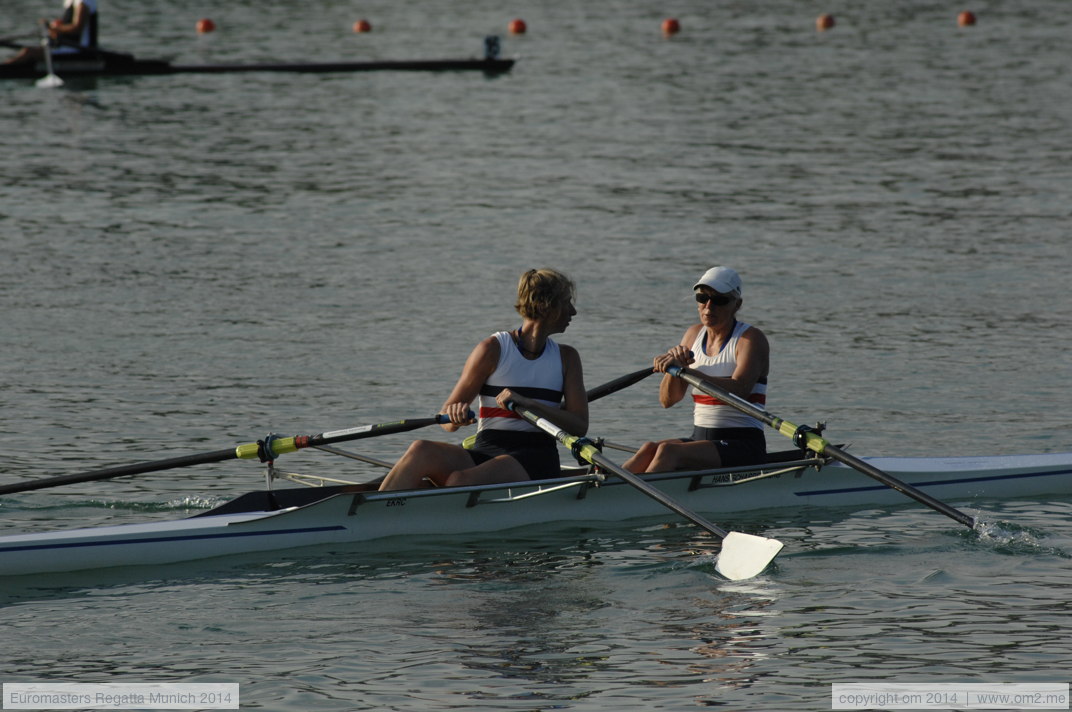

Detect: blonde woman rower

[379,268,587,491]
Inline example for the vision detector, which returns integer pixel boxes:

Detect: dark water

[2,0,1071,709]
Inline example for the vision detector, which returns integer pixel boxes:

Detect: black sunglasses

[695,292,734,307]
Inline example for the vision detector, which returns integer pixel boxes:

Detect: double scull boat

[2,449,1070,577]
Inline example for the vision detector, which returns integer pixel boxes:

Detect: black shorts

[687,426,766,467]
[468,430,561,479]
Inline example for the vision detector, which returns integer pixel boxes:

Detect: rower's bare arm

[439,337,499,432]
[657,326,700,408]
[50,3,89,36]
[556,345,588,435]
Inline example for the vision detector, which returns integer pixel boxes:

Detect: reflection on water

[2,497,1072,709]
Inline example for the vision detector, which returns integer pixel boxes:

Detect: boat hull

[1,451,1070,576]
[0,51,515,80]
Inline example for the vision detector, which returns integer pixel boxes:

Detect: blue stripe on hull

[796,467,1072,498]
[0,525,347,554]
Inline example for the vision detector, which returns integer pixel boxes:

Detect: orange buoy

[195,18,216,34]
[661,18,681,35]
[507,18,526,35]
[815,13,835,31]
[352,18,372,33]
[957,11,976,26]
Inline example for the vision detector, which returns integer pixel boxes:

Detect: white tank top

[477,331,564,433]
[689,321,766,429]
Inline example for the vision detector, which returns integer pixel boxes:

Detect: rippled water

[2,0,1071,709]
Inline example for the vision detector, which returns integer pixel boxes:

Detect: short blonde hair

[515,268,576,320]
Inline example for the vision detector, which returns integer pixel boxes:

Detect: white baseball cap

[693,266,742,296]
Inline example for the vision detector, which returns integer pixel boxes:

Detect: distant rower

[4,0,99,66]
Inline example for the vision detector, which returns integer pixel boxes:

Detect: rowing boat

[0,47,515,81]
[2,449,1070,577]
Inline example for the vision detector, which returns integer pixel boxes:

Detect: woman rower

[378,268,588,491]
[623,266,770,473]
[4,0,98,66]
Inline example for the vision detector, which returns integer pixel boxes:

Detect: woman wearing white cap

[379,268,588,491]
[623,266,769,473]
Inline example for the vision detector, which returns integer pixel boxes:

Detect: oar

[508,402,784,581]
[666,366,977,529]
[462,367,655,450]
[0,30,39,47]
[35,22,64,88]
[586,366,655,403]
[0,415,458,496]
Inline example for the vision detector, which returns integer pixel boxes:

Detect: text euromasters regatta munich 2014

[2,683,239,710]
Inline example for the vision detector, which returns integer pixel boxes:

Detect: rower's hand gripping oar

[0,415,461,496]
[666,366,977,529]
[507,401,783,581]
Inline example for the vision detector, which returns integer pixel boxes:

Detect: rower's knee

[400,439,443,466]
[647,442,682,472]
[623,441,656,473]
[379,440,440,491]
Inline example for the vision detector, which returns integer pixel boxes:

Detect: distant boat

[0,45,515,81]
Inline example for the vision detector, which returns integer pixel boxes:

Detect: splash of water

[971,513,1071,559]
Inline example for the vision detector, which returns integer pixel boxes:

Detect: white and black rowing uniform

[684,320,768,466]
[470,330,564,478]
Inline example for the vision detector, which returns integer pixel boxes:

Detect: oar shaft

[0,448,237,496]
[585,367,654,402]
[590,448,730,537]
[503,399,783,580]
[821,444,976,528]
[0,32,38,43]
[510,404,730,539]
[666,366,977,529]
[0,415,454,497]
[233,416,452,461]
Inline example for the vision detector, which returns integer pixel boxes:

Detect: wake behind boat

[2,449,1070,577]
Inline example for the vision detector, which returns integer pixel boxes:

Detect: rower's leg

[622,441,659,473]
[378,440,476,491]
[646,440,722,473]
[3,47,43,65]
[443,455,528,487]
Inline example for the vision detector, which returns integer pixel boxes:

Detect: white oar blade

[714,531,784,581]
[36,73,64,88]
